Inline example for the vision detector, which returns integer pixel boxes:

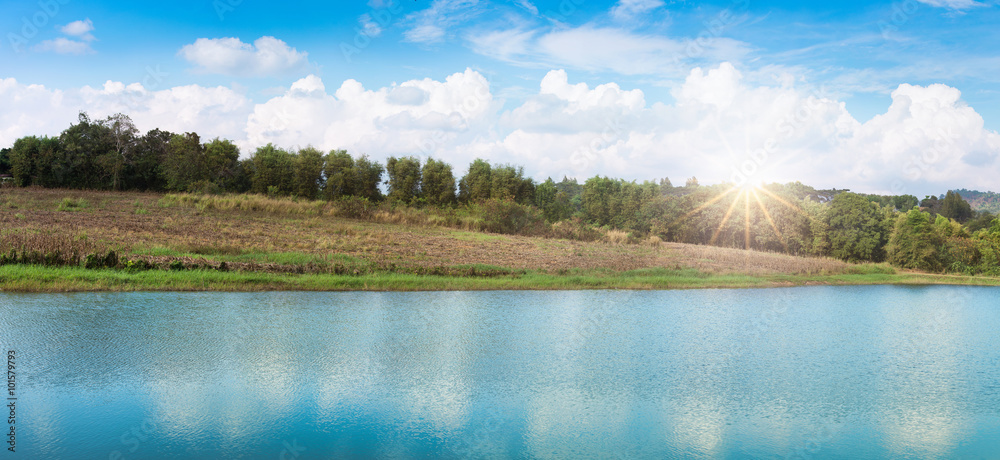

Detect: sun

[737,178,765,192]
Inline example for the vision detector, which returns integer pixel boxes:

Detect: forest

[4,112,1000,276]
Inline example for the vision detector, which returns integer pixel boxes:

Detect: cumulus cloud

[178,36,310,77]
[2,65,998,196]
[0,78,251,148]
[60,19,96,41]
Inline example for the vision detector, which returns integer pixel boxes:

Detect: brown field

[0,187,855,276]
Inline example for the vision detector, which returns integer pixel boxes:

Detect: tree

[251,144,295,195]
[293,146,325,199]
[421,158,456,206]
[0,147,12,176]
[323,149,355,199]
[59,112,111,189]
[892,194,918,211]
[685,176,699,187]
[920,195,942,214]
[826,192,893,262]
[886,209,944,271]
[203,138,241,192]
[163,133,204,191]
[458,159,492,202]
[352,155,384,201]
[130,129,174,191]
[940,190,973,223]
[98,113,138,190]
[8,136,42,186]
[386,156,422,204]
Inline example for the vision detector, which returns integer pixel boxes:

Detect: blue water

[2,286,1000,459]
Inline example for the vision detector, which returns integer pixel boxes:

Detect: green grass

[4,264,1000,292]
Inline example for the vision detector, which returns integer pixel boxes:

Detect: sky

[1,0,999,197]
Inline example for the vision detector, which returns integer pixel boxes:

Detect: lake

[2,286,1000,459]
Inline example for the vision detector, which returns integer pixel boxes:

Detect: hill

[954,189,1000,214]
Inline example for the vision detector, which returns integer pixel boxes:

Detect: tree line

[4,112,1000,275]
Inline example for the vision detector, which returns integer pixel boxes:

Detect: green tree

[251,144,295,195]
[8,136,42,186]
[940,190,973,223]
[97,113,138,190]
[386,156,422,204]
[203,138,241,192]
[59,112,110,189]
[352,154,384,201]
[421,158,456,206]
[323,149,355,199]
[886,209,944,271]
[293,146,325,199]
[163,133,204,191]
[458,159,492,202]
[826,192,893,262]
[0,147,10,175]
[130,129,174,191]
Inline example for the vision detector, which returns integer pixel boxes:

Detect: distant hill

[954,189,1000,214]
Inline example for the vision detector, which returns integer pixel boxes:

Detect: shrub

[478,199,549,236]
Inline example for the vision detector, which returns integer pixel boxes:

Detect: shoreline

[3,265,999,293]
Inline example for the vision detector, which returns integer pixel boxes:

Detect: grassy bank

[3,264,1000,292]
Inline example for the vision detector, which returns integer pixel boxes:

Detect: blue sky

[2,0,999,195]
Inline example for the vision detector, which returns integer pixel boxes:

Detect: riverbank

[3,264,1000,292]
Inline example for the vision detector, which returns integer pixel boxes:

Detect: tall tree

[940,190,973,223]
[386,156,422,204]
[202,138,241,192]
[323,149,355,199]
[421,158,456,206]
[251,144,295,195]
[163,133,204,191]
[293,146,325,199]
[352,154,384,201]
[826,192,893,262]
[458,159,492,202]
[98,113,138,190]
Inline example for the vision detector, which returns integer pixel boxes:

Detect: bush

[478,199,549,236]
[550,218,603,242]
[333,196,375,220]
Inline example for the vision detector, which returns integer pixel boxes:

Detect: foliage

[826,192,892,262]
[386,156,422,204]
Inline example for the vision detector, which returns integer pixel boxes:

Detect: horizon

[2,0,999,198]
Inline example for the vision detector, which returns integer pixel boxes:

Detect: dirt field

[0,187,854,275]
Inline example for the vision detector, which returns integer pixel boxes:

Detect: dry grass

[0,187,862,276]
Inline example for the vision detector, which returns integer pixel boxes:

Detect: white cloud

[60,19,96,41]
[517,0,539,15]
[916,0,984,10]
[33,38,93,55]
[177,36,310,77]
[2,66,998,196]
[359,14,382,37]
[469,25,752,76]
[0,78,251,148]
[610,0,665,20]
[404,0,482,44]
